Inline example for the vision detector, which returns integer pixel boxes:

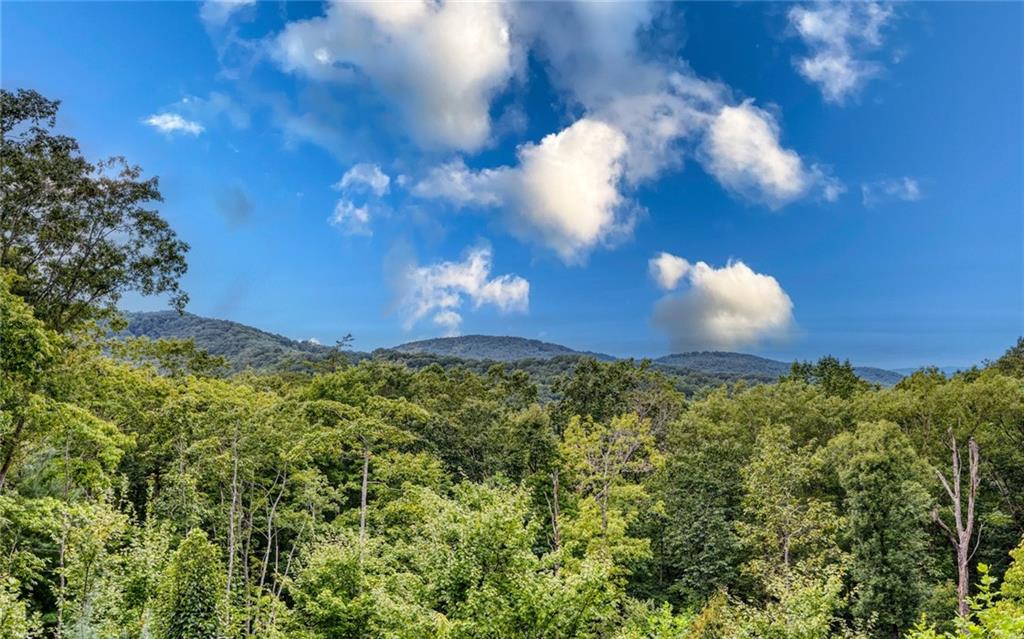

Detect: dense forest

[3,89,1024,639]
[118,311,902,398]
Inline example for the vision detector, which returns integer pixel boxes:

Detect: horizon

[123,307,982,372]
[6,1,1021,369]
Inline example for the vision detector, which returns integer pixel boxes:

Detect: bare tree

[931,432,981,619]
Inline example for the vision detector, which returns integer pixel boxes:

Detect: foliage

[0,89,189,331]
[2,135,1024,637]
[151,529,226,639]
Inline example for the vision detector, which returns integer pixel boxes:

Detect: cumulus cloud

[337,163,390,197]
[267,1,839,260]
[649,252,691,291]
[861,176,922,207]
[414,118,634,263]
[398,245,529,334]
[701,100,841,207]
[789,2,894,104]
[200,0,256,29]
[416,91,836,259]
[406,3,840,261]
[272,1,517,151]
[652,257,794,351]
[144,113,204,136]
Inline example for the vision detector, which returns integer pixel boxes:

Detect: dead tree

[931,432,981,619]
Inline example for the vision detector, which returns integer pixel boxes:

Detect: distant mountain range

[392,335,616,362]
[119,311,906,386]
[121,311,332,371]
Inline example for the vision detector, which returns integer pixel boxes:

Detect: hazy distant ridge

[121,311,906,386]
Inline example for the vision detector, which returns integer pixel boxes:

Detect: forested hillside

[3,89,1023,639]
[121,311,905,393]
[393,334,617,362]
[121,311,335,371]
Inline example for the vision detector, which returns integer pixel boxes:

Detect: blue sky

[3,1,1021,368]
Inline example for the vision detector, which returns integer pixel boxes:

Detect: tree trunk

[359,445,370,550]
[225,433,239,623]
[550,469,561,553]
[0,413,27,491]
[932,432,981,620]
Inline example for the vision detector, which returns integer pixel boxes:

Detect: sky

[3,1,1022,368]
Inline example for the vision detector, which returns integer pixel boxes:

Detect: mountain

[120,311,334,371]
[655,351,904,387]
[893,365,967,377]
[118,311,904,387]
[392,335,616,362]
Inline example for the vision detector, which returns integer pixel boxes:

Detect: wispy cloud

[328,163,392,236]
[337,163,390,197]
[861,176,922,207]
[144,113,205,136]
[144,92,248,138]
[397,245,529,335]
[200,0,256,29]
[788,2,895,104]
[328,200,373,236]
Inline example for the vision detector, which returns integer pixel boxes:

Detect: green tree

[738,423,841,582]
[830,421,933,636]
[989,338,1024,379]
[151,529,225,639]
[0,89,188,331]
[789,355,872,399]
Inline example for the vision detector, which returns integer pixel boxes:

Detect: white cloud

[399,245,529,333]
[861,176,922,207]
[649,252,691,291]
[701,100,840,207]
[408,4,842,260]
[328,199,373,236]
[144,113,205,136]
[511,119,632,262]
[413,159,506,207]
[200,0,256,29]
[327,163,392,235]
[144,92,249,138]
[337,163,391,197]
[177,92,250,129]
[306,337,321,345]
[789,2,894,104]
[272,1,517,151]
[432,310,463,336]
[414,118,634,263]
[653,258,794,351]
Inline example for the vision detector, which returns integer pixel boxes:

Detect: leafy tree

[560,414,661,569]
[0,271,61,490]
[989,337,1024,379]
[738,423,842,583]
[151,529,225,639]
[829,421,933,636]
[789,355,872,399]
[0,89,188,331]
